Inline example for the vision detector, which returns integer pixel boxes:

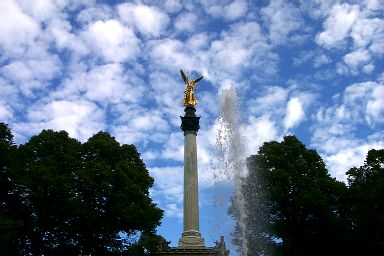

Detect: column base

[178,230,206,248]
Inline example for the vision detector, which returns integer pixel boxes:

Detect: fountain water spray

[214,86,248,256]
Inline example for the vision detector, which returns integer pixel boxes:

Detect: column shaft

[184,132,199,232]
[178,106,205,248]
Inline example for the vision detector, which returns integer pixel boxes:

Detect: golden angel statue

[180,69,204,106]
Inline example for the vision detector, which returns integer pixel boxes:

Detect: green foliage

[230,136,349,255]
[0,123,22,256]
[347,149,384,254]
[230,136,384,255]
[0,123,163,255]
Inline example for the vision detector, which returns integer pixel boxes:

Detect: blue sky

[0,0,383,253]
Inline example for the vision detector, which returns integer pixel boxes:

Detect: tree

[14,129,84,255]
[0,123,163,255]
[0,123,22,256]
[230,136,349,255]
[347,149,384,255]
[74,131,163,255]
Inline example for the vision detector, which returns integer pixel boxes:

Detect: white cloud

[149,20,274,86]
[298,0,336,20]
[363,0,383,10]
[283,97,305,131]
[174,12,198,33]
[47,18,88,54]
[148,71,185,112]
[378,72,384,83]
[351,17,383,50]
[82,19,140,63]
[293,50,316,67]
[108,103,176,155]
[200,2,224,18]
[313,54,332,68]
[316,3,360,48]
[362,63,375,74]
[186,33,211,52]
[319,131,384,182]
[149,38,191,72]
[16,0,66,23]
[111,108,171,147]
[311,81,384,181]
[2,61,34,83]
[261,0,303,45]
[14,100,104,142]
[245,115,279,155]
[200,0,247,21]
[76,4,114,25]
[0,78,19,106]
[53,64,145,105]
[243,84,315,154]
[343,82,383,124]
[0,103,12,121]
[248,86,288,115]
[247,84,314,124]
[343,48,370,68]
[161,133,184,162]
[314,1,383,75]
[163,203,183,219]
[210,39,248,71]
[111,126,152,146]
[365,84,384,126]
[141,150,160,162]
[197,132,215,167]
[2,58,60,83]
[224,1,247,20]
[118,3,170,38]
[293,50,333,69]
[336,62,349,75]
[1,55,61,97]
[131,115,169,132]
[315,82,383,129]
[0,0,40,55]
[149,166,183,218]
[83,64,141,103]
[209,21,275,78]
[164,0,183,13]
[324,144,372,181]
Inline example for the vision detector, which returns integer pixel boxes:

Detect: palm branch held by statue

[180,69,204,106]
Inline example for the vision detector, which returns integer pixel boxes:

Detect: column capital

[180,106,200,134]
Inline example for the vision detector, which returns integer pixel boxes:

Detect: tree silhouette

[0,123,163,255]
[230,136,349,255]
[347,149,384,255]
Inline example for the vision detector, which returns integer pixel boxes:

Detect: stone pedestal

[158,236,229,256]
[158,247,220,256]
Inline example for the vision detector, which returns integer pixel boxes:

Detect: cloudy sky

[1,0,383,251]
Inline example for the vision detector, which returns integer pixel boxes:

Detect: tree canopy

[347,148,384,255]
[0,123,163,255]
[229,136,384,255]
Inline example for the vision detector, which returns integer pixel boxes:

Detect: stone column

[178,106,205,248]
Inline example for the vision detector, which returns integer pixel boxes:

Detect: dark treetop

[0,122,163,256]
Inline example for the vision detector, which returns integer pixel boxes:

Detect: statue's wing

[193,76,204,84]
[180,69,188,83]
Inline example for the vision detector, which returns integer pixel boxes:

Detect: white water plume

[214,86,249,256]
